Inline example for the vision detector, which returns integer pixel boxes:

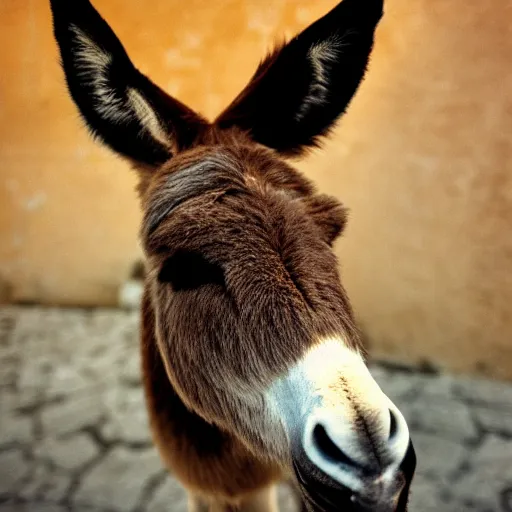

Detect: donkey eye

[158,250,225,291]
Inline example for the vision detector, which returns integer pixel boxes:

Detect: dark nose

[293,406,415,511]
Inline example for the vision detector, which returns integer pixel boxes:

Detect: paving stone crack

[132,468,168,512]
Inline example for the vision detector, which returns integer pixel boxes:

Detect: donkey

[50,0,416,510]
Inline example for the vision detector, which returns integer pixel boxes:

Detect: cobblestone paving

[0,307,511,511]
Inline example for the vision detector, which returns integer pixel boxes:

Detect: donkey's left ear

[50,0,205,167]
[216,0,383,156]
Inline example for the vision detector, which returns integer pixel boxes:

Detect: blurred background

[0,1,511,511]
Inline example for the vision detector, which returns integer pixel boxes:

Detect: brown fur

[137,127,359,502]
[141,287,281,502]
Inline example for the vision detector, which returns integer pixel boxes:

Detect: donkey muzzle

[269,340,416,511]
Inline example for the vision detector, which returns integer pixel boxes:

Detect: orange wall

[1,1,511,379]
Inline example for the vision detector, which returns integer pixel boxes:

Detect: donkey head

[50,0,415,510]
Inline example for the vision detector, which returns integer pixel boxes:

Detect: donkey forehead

[142,145,313,240]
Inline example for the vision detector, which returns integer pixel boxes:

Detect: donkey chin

[269,340,416,512]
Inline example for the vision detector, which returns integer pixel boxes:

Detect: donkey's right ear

[50,0,205,167]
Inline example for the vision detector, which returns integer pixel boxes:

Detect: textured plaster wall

[1,1,511,378]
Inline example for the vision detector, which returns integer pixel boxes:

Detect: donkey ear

[216,0,383,156]
[50,0,205,167]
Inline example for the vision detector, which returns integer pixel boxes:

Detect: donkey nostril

[312,424,356,467]
[389,409,398,441]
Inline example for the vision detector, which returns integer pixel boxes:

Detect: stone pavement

[0,307,511,512]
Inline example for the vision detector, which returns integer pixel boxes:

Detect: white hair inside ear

[295,35,343,122]
[70,26,170,147]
